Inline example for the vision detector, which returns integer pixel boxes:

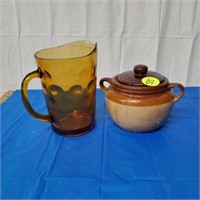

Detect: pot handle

[168,83,185,102]
[99,78,112,93]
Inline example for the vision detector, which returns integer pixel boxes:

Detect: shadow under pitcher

[21,40,97,137]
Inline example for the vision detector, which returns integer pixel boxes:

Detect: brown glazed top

[112,64,169,95]
[99,64,185,106]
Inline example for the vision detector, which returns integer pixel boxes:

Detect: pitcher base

[51,122,94,137]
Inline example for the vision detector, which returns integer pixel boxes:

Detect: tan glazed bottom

[106,98,174,132]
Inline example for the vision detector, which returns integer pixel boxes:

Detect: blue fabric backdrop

[1,88,199,199]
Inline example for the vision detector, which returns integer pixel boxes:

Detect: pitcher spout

[34,40,97,60]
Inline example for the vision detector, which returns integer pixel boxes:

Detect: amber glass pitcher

[21,41,97,136]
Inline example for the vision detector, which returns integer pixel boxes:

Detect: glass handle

[21,69,52,122]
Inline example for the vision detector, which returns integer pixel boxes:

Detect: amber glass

[21,41,97,136]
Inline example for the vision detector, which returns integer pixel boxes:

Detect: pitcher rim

[34,40,97,60]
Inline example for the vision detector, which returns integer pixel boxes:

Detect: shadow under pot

[99,64,185,133]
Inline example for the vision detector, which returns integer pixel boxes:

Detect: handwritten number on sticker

[146,78,154,85]
[142,77,160,87]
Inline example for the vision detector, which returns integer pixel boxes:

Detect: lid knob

[134,64,148,76]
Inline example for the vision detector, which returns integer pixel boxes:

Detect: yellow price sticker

[142,77,160,87]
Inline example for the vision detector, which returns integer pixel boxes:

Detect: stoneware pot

[99,64,185,133]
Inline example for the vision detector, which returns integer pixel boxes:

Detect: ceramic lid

[112,64,169,95]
